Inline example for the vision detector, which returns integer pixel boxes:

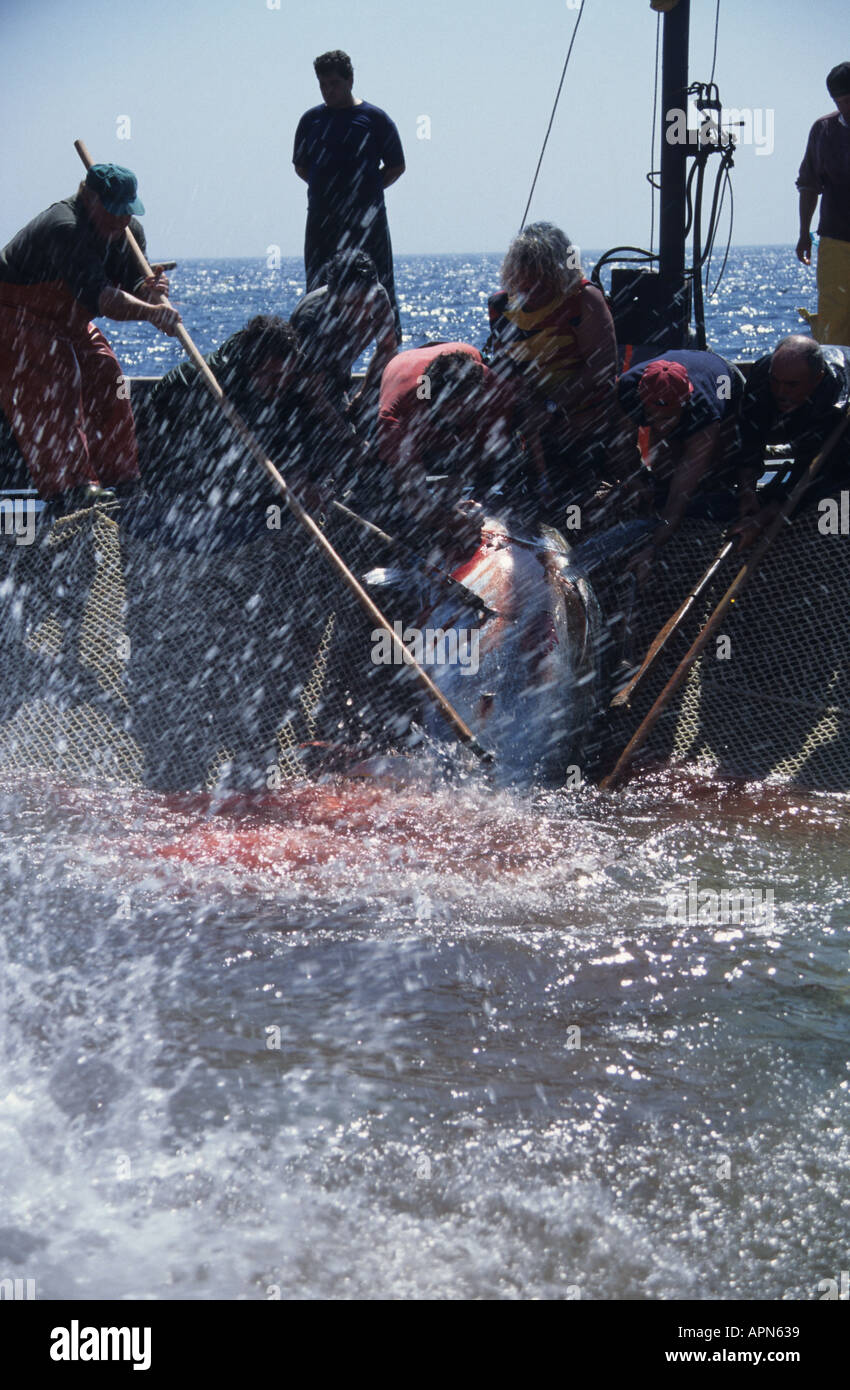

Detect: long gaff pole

[75,139,492,763]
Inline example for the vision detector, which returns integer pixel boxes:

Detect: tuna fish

[400,511,602,785]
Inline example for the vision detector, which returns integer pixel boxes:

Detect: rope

[708,0,721,87]
[519,0,587,230]
[706,170,734,297]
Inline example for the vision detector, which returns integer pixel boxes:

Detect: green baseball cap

[85,163,145,216]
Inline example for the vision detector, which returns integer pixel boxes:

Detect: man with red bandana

[615,348,743,583]
[0,163,181,501]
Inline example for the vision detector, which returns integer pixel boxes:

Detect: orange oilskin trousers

[0,303,139,498]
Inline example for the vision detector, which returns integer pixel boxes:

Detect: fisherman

[136,315,368,507]
[293,49,405,340]
[732,335,850,545]
[376,342,531,519]
[487,222,625,532]
[0,163,180,502]
[614,349,744,584]
[290,249,397,436]
[796,62,850,346]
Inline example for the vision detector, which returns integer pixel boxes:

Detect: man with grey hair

[734,334,850,542]
[487,221,624,527]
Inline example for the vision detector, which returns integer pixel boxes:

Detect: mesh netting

[0,498,847,790]
[624,511,850,789]
[0,498,434,790]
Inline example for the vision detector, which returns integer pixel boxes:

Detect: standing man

[293,49,405,340]
[796,62,850,346]
[0,163,180,500]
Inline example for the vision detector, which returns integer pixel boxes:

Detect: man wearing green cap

[0,163,181,499]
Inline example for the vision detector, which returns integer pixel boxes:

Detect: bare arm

[628,424,720,583]
[309,370,367,449]
[381,162,405,190]
[557,285,618,416]
[574,287,618,391]
[735,460,762,520]
[133,266,171,303]
[796,188,819,264]
[355,296,398,402]
[97,285,181,336]
[657,424,720,538]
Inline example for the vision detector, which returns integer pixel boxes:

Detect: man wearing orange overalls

[0,163,181,499]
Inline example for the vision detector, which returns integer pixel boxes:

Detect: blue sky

[1,0,847,257]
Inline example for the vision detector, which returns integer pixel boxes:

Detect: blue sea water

[0,247,848,1308]
[106,245,820,374]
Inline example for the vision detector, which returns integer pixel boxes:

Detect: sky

[0,0,847,259]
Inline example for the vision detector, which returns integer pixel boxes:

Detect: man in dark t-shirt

[0,163,181,498]
[796,61,850,345]
[293,49,405,339]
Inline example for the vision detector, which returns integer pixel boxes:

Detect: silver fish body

[415,517,602,785]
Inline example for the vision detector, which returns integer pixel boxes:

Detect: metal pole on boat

[655,0,690,347]
[73,138,494,766]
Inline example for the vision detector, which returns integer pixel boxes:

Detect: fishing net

[0,471,847,792]
[0,493,436,791]
[622,510,850,790]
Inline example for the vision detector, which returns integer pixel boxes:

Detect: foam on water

[1,769,848,1299]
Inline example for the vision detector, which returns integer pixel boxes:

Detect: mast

[601,0,693,352]
[657,0,690,315]
[596,0,734,353]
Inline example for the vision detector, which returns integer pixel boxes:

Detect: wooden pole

[600,400,850,791]
[610,538,734,708]
[330,499,499,619]
[75,139,492,762]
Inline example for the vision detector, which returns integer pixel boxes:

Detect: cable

[519,0,587,230]
[706,172,734,298]
[589,245,658,297]
[708,0,721,87]
[683,158,699,238]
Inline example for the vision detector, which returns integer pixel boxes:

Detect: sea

[1,247,848,1306]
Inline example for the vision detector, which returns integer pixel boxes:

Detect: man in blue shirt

[293,49,405,340]
[614,349,744,583]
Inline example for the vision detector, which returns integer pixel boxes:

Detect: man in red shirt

[378,342,483,474]
[377,342,531,520]
[0,163,181,500]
